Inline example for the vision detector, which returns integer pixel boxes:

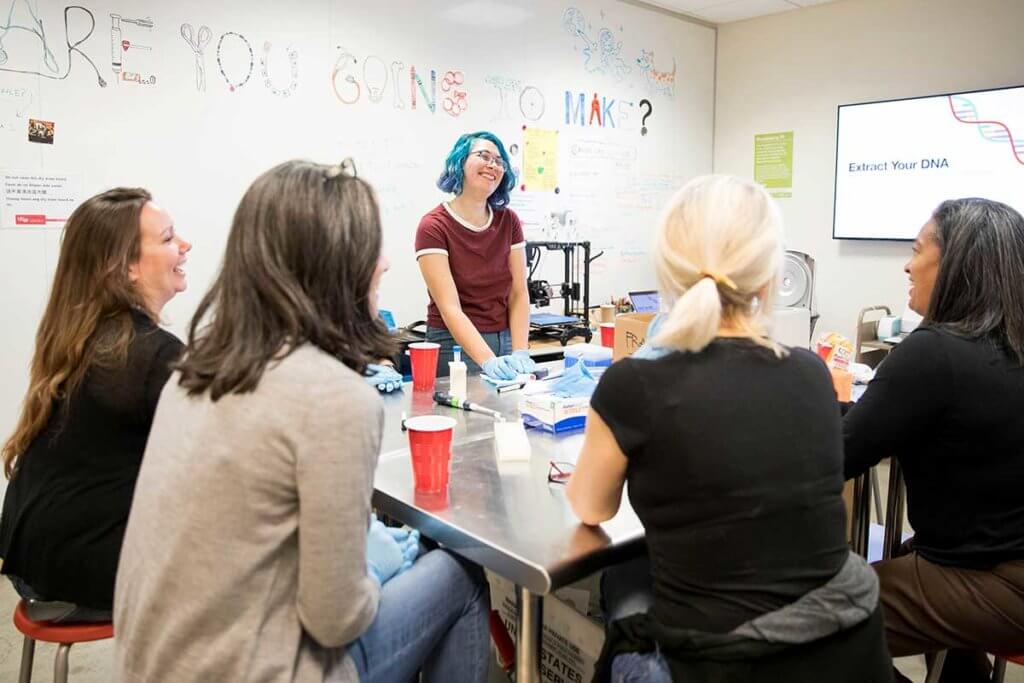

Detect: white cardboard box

[518,394,589,433]
[487,571,605,683]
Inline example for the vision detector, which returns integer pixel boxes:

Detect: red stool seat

[999,653,1024,665]
[13,600,113,644]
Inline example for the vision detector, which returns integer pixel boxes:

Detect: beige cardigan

[114,345,383,682]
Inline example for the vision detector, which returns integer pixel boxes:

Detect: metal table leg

[850,472,872,558]
[883,459,906,560]
[515,585,543,683]
[870,467,884,523]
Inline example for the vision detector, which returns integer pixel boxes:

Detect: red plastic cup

[599,322,616,348]
[407,342,441,391]
[414,489,450,512]
[405,415,456,493]
[411,388,436,414]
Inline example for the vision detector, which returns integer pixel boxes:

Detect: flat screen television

[833,84,1024,240]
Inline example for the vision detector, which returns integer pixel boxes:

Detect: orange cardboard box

[613,312,655,361]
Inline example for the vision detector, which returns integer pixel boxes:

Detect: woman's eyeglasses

[471,150,507,172]
[547,461,575,485]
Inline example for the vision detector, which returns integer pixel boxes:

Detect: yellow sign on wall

[754,131,793,198]
[523,128,559,192]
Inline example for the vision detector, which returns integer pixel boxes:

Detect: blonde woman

[568,175,892,682]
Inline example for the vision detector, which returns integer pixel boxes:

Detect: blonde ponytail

[650,174,785,356]
[653,277,721,352]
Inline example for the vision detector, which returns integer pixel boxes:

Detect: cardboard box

[613,312,655,361]
[487,570,605,683]
[519,394,589,433]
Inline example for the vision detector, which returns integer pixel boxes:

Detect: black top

[591,339,849,633]
[0,310,183,609]
[844,326,1024,568]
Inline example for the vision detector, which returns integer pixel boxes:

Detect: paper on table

[481,373,534,388]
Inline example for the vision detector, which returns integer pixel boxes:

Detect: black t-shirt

[844,326,1024,568]
[0,310,183,609]
[592,339,849,634]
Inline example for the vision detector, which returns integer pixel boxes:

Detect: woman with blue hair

[415,131,536,380]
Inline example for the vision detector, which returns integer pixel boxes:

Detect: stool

[13,600,114,683]
[925,650,1024,683]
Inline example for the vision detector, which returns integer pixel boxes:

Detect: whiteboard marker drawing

[485,74,520,120]
[216,31,254,92]
[110,14,121,73]
[636,49,676,98]
[0,5,107,87]
[112,14,153,85]
[260,41,298,97]
[363,55,386,103]
[440,69,466,117]
[180,23,212,92]
[389,60,404,108]
[331,47,359,103]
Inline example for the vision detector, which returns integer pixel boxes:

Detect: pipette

[433,391,504,421]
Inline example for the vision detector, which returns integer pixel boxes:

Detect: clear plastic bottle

[449,345,467,400]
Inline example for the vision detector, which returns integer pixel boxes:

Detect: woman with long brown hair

[113,160,490,683]
[0,187,191,621]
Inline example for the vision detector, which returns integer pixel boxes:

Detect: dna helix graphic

[948,95,1024,166]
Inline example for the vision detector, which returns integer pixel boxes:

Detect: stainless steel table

[372,372,644,682]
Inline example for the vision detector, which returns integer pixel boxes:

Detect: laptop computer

[628,290,660,314]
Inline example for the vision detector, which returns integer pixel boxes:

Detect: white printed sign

[1,171,81,228]
[487,571,605,683]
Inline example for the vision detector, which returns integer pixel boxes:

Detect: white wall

[713,0,1024,341]
[0,0,715,444]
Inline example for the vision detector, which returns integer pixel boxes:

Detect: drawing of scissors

[180,23,212,91]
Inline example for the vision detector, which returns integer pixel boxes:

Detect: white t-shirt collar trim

[443,201,493,232]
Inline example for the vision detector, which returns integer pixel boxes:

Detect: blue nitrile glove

[366,518,405,585]
[549,360,598,398]
[632,312,672,360]
[365,363,404,393]
[509,350,538,374]
[385,527,421,574]
[482,355,518,381]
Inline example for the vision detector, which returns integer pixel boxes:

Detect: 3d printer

[525,240,599,345]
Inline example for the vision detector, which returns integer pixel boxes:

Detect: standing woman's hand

[482,355,519,380]
[509,350,537,374]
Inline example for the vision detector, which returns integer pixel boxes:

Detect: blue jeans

[339,549,490,683]
[426,326,512,376]
[602,556,672,683]
[610,651,672,682]
[7,575,112,623]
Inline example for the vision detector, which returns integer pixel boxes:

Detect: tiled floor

[0,464,1020,681]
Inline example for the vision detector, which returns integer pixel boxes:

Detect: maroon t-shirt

[415,203,525,333]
